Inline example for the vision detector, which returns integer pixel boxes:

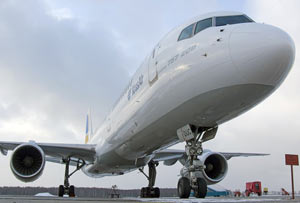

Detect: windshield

[216,15,254,26]
[194,18,212,35]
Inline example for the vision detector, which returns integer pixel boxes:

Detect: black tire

[69,185,75,197]
[194,178,207,198]
[140,187,145,198]
[145,187,151,198]
[177,177,191,198]
[245,190,250,197]
[58,185,64,197]
[154,187,160,198]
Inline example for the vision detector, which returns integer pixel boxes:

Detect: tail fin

[85,109,93,144]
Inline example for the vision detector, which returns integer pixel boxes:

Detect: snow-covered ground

[138,196,295,203]
[34,192,55,197]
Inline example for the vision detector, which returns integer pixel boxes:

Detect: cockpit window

[216,15,253,26]
[194,18,212,35]
[178,24,194,41]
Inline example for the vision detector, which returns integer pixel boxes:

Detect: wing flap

[220,152,270,160]
[152,149,185,166]
[152,149,185,162]
[45,156,85,166]
[152,149,269,165]
[38,143,96,162]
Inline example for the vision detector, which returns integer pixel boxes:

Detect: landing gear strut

[139,161,160,198]
[177,125,217,199]
[58,157,85,197]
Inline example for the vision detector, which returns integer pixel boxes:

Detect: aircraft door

[148,46,159,83]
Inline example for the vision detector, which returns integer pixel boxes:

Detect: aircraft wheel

[140,187,146,198]
[58,185,64,197]
[69,185,75,197]
[194,178,207,198]
[177,177,191,198]
[154,187,160,198]
[245,190,250,197]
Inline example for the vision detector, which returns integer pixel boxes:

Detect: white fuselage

[83,12,295,177]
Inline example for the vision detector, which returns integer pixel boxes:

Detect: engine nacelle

[10,142,45,182]
[199,151,228,184]
[180,150,228,185]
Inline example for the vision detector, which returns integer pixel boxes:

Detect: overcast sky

[0,0,299,193]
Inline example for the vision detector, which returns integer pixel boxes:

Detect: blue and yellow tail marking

[85,114,89,144]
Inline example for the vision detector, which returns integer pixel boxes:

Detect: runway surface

[0,196,300,203]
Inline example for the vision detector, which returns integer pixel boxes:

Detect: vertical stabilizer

[85,109,93,144]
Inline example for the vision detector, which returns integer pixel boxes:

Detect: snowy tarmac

[143,196,300,203]
[0,195,299,203]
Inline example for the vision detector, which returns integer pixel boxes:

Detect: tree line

[0,187,178,198]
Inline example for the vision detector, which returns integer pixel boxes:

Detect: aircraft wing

[219,152,270,160]
[152,149,269,166]
[0,141,96,164]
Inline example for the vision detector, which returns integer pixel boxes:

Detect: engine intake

[200,151,228,184]
[179,150,228,185]
[10,143,45,182]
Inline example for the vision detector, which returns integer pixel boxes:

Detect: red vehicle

[234,190,241,197]
[245,181,262,196]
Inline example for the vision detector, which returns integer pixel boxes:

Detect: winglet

[85,109,93,144]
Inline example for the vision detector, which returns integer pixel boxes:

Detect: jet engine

[10,143,45,182]
[199,151,228,184]
[180,150,228,185]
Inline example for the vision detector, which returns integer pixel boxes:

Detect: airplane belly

[111,46,276,162]
[84,82,274,177]
[113,83,273,160]
[81,153,138,178]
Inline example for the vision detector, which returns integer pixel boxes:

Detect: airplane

[0,11,295,199]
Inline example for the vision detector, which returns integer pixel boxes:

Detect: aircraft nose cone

[229,23,295,87]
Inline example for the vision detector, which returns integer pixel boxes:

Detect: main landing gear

[58,157,85,197]
[139,161,160,198]
[176,125,218,199]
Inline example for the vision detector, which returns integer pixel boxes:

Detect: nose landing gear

[176,124,218,199]
[177,176,191,198]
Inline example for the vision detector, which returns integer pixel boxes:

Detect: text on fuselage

[128,74,144,100]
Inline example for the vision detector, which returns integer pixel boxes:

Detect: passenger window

[216,15,253,26]
[194,18,212,35]
[178,24,194,41]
